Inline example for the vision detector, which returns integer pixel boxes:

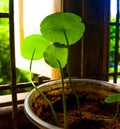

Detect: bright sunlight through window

[14,0,54,78]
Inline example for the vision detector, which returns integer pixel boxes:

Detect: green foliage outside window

[0,1,33,95]
[0,18,33,93]
[0,19,10,84]
[110,18,116,63]
[109,18,120,74]
[110,18,120,63]
[0,0,9,12]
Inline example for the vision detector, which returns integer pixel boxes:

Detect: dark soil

[32,93,120,129]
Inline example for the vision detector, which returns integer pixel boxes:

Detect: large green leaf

[21,34,50,60]
[104,93,120,103]
[43,43,68,68]
[40,12,85,45]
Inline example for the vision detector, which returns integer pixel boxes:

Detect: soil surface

[33,93,120,129]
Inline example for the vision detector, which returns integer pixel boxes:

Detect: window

[0,0,10,85]
[0,1,62,129]
[15,0,53,78]
[109,0,120,83]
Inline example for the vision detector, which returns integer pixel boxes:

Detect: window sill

[0,92,28,107]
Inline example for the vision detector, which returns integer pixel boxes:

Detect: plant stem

[30,50,58,125]
[105,102,119,121]
[64,31,81,115]
[92,102,119,121]
[57,59,67,129]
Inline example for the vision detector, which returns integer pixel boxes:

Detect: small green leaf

[104,93,120,103]
[40,12,85,45]
[43,43,68,68]
[21,34,50,60]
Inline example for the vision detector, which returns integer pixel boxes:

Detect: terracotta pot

[24,78,120,129]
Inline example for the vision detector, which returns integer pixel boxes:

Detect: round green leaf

[40,12,85,45]
[21,34,50,60]
[104,93,120,103]
[43,43,68,68]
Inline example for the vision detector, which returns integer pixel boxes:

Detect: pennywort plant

[104,93,120,120]
[21,12,85,128]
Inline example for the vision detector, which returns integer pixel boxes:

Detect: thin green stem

[30,50,58,125]
[64,30,81,115]
[92,102,119,121]
[104,102,119,121]
[57,59,67,129]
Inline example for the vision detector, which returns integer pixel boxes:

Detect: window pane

[15,0,53,79]
[109,76,114,83]
[0,0,9,13]
[109,25,116,72]
[118,27,120,72]
[0,18,10,84]
[110,0,117,21]
[109,0,120,83]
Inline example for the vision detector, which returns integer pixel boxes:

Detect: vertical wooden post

[19,0,24,45]
[51,68,61,80]
[9,0,18,129]
[51,0,63,80]
[53,0,63,12]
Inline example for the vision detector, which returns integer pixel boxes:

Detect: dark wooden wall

[63,0,110,80]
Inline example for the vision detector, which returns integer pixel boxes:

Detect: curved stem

[105,102,119,121]
[30,50,58,125]
[64,30,81,115]
[57,59,67,129]
[92,102,119,121]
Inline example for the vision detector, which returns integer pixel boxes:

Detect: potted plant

[21,12,120,129]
